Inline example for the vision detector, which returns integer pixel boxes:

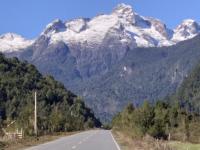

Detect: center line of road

[71,132,100,150]
[72,145,76,149]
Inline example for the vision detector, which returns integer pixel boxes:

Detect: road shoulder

[2,131,79,150]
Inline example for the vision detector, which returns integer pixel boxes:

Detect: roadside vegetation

[112,63,200,149]
[112,101,200,142]
[112,100,200,149]
[0,131,80,150]
[113,130,173,150]
[169,141,200,150]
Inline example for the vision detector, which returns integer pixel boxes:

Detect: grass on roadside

[112,129,200,150]
[169,141,200,150]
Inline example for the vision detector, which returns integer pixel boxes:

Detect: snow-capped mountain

[37,3,200,50]
[0,3,200,53]
[44,3,175,48]
[0,33,33,52]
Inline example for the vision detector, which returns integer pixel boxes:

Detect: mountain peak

[182,19,197,24]
[43,19,66,36]
[113,3,133,11]
[112,3,135,24]
[0,33,23,40]
[173,19,200,42]
[175,19,199,31]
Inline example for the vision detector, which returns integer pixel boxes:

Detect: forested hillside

[0,53,100,135]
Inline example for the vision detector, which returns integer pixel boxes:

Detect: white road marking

[110,131,121,150]
[72,145,76,149]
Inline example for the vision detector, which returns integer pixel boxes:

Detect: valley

[1,2,200,150]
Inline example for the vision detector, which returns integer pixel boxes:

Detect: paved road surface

[26,130,120,150]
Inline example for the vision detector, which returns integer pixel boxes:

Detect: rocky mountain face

[2,3,200,121]
[80,35,200,120]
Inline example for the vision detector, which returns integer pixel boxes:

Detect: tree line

[112,101,200,142]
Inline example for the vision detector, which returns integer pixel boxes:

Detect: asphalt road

[26,130,121,150]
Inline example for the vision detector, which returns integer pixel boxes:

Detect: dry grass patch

[169,141,200,150]
[112,130,174,150]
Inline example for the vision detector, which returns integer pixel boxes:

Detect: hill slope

[169,61,200,111]
[0,53,100,135]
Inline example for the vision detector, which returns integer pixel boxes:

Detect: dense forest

[0,53,101,136]
[112,63,200,143]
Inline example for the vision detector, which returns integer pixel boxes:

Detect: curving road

[26,130,121,150]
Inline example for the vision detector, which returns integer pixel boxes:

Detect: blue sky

[0,0,199,39]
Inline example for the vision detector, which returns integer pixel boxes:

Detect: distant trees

[112,100,200,142]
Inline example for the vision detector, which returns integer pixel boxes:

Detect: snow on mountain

[65,18,88,33]
[0,33,34,52]
[42,19,66,36]
[112,3,136,24]
[44,3,186,48]
[172,19,200,42]
[48,15,119,47]
[0,3,200,53]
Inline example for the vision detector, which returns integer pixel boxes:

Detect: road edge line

[110,131,121,150]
